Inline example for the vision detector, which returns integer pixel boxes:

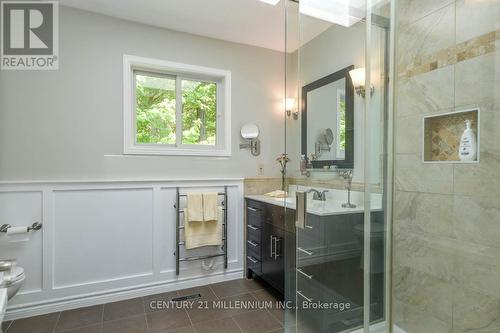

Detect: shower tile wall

[393,1,500,332]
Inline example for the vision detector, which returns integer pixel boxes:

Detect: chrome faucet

[338,169,356,208]
[306,188,329,201]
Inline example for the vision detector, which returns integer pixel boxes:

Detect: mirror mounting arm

[239,139,260,156]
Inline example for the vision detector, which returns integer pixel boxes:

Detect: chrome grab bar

[297,247,314,256]
[295,192,313,229]
[295,191,306,229]
[247,240,258,247]
[247,206,260,212]
[247,224,259,231]
[297,268,313,279]
[297,290,313,302]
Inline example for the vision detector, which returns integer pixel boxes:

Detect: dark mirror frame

[301,65,355,169]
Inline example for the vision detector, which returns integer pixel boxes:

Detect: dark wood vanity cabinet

[246,199,293,295]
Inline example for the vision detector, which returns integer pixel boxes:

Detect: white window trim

[123,54,232,156]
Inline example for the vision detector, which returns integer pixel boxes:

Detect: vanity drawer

[247,200,264,227]
[247,236,261,251]
[247,223,261,241]
[247,255,261,273]
[247,242,261,260]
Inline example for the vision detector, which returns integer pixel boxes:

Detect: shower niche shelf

[423,108,480,163]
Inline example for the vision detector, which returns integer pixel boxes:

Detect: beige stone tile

[454,242,500,298]
[455,53,500,106]
[479,103,500,157]
[244,178,282,195]
[454,153,500,198]
[453,194,500,250]
[397,3,455,67]
[395,154,454,194]
[452,283,500,332]
[395,114,422,154]
[396,66,454,117]
[393,229,455,281]
[394,191,454,238]
[397,0,454,27]
[392,300,452,333]
[393,265,452,322]
[456,0,500,44]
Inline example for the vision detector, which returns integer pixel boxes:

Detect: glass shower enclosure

[283,0,394,332]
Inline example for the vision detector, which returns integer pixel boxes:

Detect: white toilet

[1,265,26,300]
[0,260,26,331]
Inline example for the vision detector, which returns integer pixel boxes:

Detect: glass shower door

[284,0,393,332]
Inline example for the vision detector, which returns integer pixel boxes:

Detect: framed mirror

[301,65,354,169]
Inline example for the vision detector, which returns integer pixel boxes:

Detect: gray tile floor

[2,278,284,333]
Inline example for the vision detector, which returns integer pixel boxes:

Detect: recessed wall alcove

[423,108,480,163]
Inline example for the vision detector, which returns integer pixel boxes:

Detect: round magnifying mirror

[241,123,259,140]
[324,128,334,145]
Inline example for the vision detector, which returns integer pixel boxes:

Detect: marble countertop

[245,194,380,217]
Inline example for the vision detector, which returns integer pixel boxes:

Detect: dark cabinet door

[262,222,285,293]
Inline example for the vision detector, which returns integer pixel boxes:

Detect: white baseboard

[5,269,243,321]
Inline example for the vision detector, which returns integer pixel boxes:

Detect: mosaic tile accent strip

[424,110,478,161]
[398,29,499,79]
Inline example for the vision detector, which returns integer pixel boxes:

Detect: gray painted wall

[0,6,285,181]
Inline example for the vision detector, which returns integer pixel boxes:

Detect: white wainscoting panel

[53,188,154,288]
[0,179,244,321]
[0,191,43,295]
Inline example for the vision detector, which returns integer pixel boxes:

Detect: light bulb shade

[349,68,365,88]
[259,0,280,5]
[285,98,295,111]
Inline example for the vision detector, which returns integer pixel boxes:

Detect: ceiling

[59,0,331,53]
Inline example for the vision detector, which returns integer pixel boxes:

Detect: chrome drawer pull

[247,240,258,247]
[297,268,313,279]
[247,256,258,264]
[247,224,259,230]
[297,247,314,256]
[247,207,260,212]
[297,291,313,302]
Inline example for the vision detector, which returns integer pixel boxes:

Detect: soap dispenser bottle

[459,119,477,161]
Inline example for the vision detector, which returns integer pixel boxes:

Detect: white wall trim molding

[0,178,244,320]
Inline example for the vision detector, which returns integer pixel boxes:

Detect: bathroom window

[123,55,231,156]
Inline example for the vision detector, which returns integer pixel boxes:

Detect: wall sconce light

[349,68,374,98]
[285,98,298,120]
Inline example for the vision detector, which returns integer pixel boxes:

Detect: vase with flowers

[276,153,290,191]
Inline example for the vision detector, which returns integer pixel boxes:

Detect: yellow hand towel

[186,193,204,222]
[203,192,218,222]
[184,207,223,249]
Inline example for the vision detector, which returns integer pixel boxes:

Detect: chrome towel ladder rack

[174,186,228,275]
